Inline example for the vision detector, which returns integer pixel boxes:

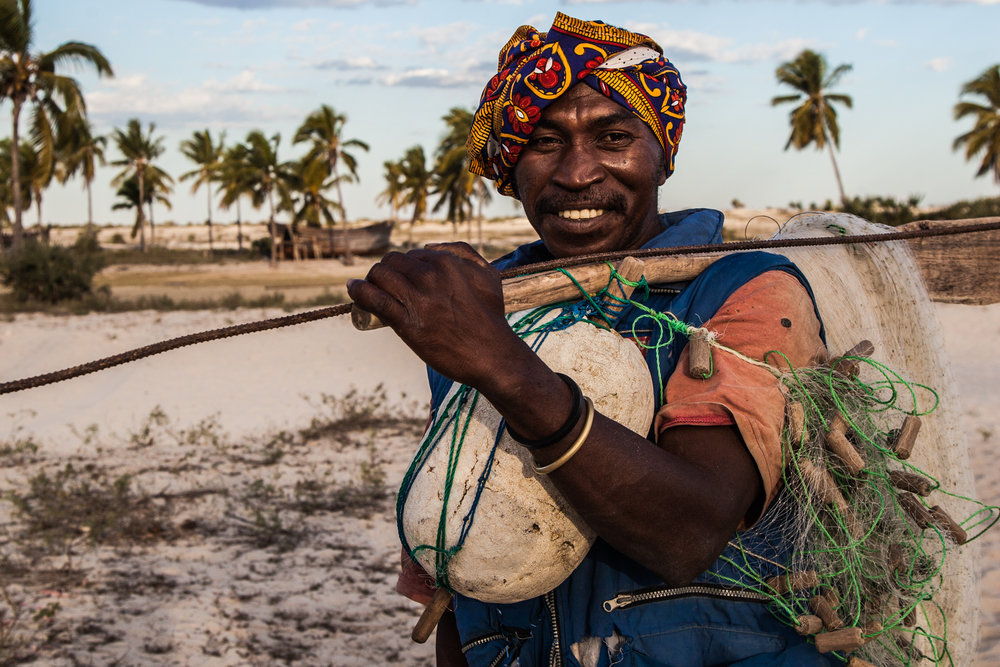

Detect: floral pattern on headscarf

[467,12,687,198]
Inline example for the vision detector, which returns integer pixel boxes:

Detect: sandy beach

[0,267,997,663]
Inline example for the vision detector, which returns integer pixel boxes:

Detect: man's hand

[346,243,519,388]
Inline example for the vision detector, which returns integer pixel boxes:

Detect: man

[348,12,830,666]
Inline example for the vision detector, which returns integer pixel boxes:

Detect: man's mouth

[556,209,605,221]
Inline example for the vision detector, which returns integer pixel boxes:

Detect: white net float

[400,309,654,604]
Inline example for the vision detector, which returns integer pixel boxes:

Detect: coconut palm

[290,156,342,229]
[55,112,106,226]
[242,130,294,265]
[19,138,51,227]
[112,172,171,241]
[111,119,165,252]
[217,142,254,252]
[399,145,432,249]
[179,129,225,251]
[0,0,113,247]
[432,108,475,237]
[293,104,368,263]
[771,49,853,205]
[376,159,405,223]
[0,137,29,234]
[953,64,1000,188]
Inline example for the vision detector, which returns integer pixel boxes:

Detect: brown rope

[2,217,998,396]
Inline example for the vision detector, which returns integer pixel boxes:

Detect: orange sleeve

[654,271,826,516]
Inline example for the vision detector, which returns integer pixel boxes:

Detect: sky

[17,0,1000,227]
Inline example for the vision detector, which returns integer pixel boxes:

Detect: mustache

[535,192,627,215]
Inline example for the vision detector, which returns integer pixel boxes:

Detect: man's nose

[550,143,604,191]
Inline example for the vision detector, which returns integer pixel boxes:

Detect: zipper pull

[603,594,633,612]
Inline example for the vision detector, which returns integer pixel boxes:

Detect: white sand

[1,301,997,663]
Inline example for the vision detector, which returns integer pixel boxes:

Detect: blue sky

[21,0,1000,227]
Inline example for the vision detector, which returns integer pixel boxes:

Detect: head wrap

[467,12,687,198]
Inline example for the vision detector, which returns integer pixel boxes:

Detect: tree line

[1,0,999,259]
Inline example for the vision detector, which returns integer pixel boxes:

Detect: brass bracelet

[531,396,594,475]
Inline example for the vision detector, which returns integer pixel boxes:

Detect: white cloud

[292,18,320,32]
[926,57,951,72]
[381,67,483,87]
[313,56,385,70]
[855,27,869,41]
[629,24,812,64]
[84,71,291,128]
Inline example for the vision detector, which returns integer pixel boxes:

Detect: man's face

[512,84,666,258]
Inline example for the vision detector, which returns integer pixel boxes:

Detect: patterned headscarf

[467,12,687,198]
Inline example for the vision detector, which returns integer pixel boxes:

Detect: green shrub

[931,196,1000,220]
[250,236,271,258]
[838,195,923,227]
[110,232,126,244]
[0,234,104,303]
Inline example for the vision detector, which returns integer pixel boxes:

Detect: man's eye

[602,131,631,144]
[528,135,561,148]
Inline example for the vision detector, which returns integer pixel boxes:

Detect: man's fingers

[345,277,408,328]
[424,242,492,269]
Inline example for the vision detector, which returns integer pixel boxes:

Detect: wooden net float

[399,309,654,604]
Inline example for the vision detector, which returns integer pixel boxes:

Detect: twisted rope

[2,218,997,396]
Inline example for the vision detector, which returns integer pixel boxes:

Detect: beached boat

[272,220,394,259]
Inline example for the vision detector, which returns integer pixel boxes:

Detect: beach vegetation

[953,64,1000,189]
[771,49,853,205]
[110,119,169,252]
[293,104,369,264]
[55,112,107,226]
[0,0,113,249]
[398,144,433,248]
[179,129,226,252]
[0,229,103,303]
[237,130,296,265]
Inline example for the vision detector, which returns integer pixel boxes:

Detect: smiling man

[348,13,832,667]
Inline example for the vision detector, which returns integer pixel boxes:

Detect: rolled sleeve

[654,271,825,515]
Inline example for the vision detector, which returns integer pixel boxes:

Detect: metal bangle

[531,397,594,475]
[506,373,583,449]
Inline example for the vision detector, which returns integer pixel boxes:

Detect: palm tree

[432,108,475,238]
[771,49,853,205]
[0,137,29,234]
[179,129,224,252]
[399,145,432,249]
[20,139,51,227]
[55,112,106,226]
[111,119,165,252]
[142,162,173,238]
[112,173,171,242]
[953,64,1000,188]
[0,0,113,247]
[242,130,294,265]
[290,156,341,229]
[293,104,369,263]
[376,159,405,222]
[217,142,254,252]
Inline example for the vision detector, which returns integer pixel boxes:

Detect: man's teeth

[557,209,604,220]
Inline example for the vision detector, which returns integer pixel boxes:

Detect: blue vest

[423,210,833,666]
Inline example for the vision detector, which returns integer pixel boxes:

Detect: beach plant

[238,130,295,265]
[293,104,369,263]
[953,64,1000,189]
[110,119,168,251]
[0,232,103,303]
[179,129,225,251]
[399,145,432,249]
[55,112,107,226]
[771,49,853,205]
[4,464,169,555]
[0,0,113,248]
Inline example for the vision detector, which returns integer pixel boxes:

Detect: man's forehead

[536,86,644,130]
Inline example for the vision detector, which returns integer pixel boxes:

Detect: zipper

[545,590,563,667]
[461,632,507,654]
[603,583,771,612]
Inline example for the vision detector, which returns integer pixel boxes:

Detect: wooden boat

[272,220,394,259]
